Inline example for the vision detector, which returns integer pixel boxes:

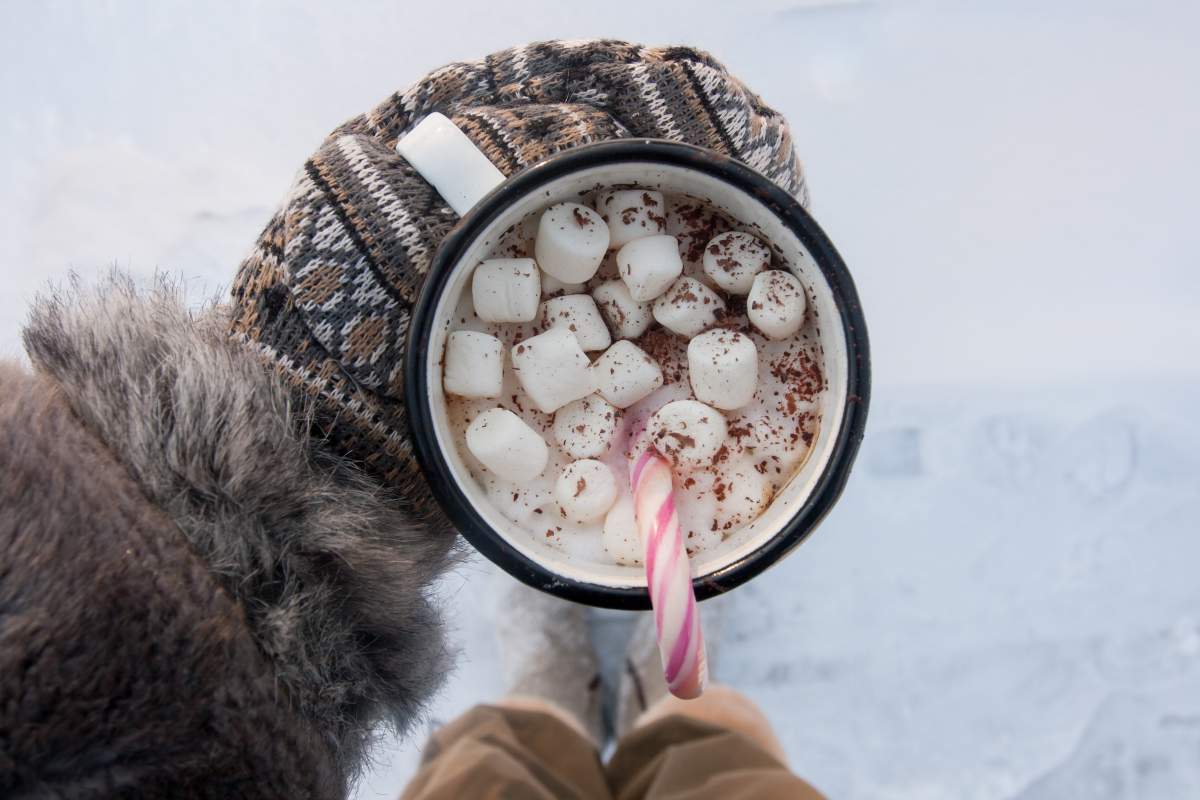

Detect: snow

[3,2,1198,797]
[356,381,1200,798]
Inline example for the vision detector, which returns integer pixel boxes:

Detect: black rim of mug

[405,138,871,610]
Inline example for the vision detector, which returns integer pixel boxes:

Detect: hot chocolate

[440,188,825,568]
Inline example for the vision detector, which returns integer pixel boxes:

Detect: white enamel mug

[400,114,870,609]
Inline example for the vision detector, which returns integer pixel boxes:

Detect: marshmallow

[602,495,642,565]
[535,202,610,283]
[726,401,805,478]
[555,459,619,523]
[553,394,619,459]
[713,455,774,532]
[702,231,770,294]
[596,189,666,249]
[511,328,593,413]
[621,382,691,462]
[590,340,664,409]
[651,277,726,338]
[540,271,586,297]
[443,331,503,398]
[592,280,653,339]
[748,270,808,340]
[735,391,817,473]
[541,294,612,352]
[648,400,728,471]
[617,235,683,302]
[465,408,549,482]
[687,329,758,410]
[472,258,540,323]
[675,470,722,551]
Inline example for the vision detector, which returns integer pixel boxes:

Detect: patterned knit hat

[228,40,807,521]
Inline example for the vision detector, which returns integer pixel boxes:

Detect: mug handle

[396,112,507,216]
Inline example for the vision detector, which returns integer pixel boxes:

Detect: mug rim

[405,138,871,609]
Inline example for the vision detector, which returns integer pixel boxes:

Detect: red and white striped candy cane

[631,449,708,699]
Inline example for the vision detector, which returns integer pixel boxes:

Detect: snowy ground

[360,379,1200,799]
[3,2,1198,798]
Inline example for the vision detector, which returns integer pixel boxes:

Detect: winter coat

[1,278,457,798]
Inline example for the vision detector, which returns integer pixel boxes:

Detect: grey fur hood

[20,274,459,781]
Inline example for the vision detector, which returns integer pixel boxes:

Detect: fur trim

[0,361,343,797]
[23,274,459,778]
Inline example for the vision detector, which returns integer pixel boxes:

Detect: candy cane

[631,449,708,699]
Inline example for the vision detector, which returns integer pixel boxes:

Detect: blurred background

[3,1,1198,797]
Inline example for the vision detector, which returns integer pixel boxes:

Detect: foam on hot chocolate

[443,190,824,565]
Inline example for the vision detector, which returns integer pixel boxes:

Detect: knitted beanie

[228,40,807,516]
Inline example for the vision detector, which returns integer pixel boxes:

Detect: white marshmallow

[748,270,808,340]
[472,258,540,323]
[555,459,619,523]
[621,382,692,463]
[713,455,774,532]
[540,271,586,296]
[729,399,810,477]
[687,329,758,410]
[511,328,593,413]
[465,408,549,483]
[675,470,722,551]
[443,331,503,398]
[702,231,770,294]
[602,495,642,565]
[535,202,610,283]
[553,394,619,459]
[648,400,728,471]
[541,294,612,351]
[651,277,726,338]
[592,280,653,339]
[590,340,664,409]
[596,189,666,249]
[617,235,683,302]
